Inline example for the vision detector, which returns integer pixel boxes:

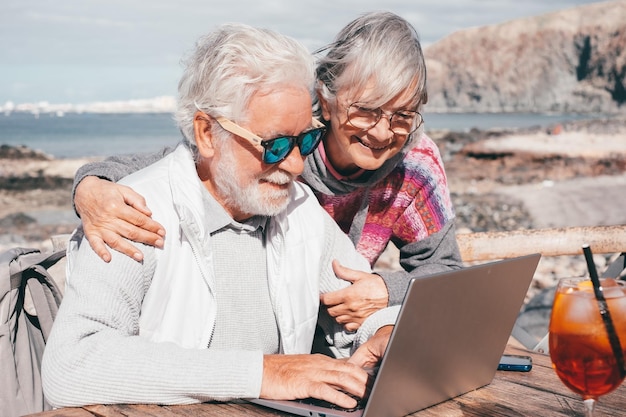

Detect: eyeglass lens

[347,104,422,135]
[262,128,325,164]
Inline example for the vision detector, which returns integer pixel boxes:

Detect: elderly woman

[72,12,462,330]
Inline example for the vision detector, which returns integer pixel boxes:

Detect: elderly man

[41,24,396,410]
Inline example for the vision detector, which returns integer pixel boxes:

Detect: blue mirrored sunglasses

[215,116,326,164]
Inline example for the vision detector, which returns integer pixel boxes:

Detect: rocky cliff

[424,0,626,113]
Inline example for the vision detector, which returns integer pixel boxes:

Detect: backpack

[0,247,65,417]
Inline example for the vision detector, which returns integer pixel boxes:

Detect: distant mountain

[423,0,626,114]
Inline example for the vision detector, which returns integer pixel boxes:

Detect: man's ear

[194,112,216,158]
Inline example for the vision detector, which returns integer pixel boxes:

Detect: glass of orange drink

[549,277,626,416]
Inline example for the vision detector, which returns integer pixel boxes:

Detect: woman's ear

[193,112,215,158]
[316,86,333,122]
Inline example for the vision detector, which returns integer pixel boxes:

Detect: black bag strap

[7,248,65,289]
[6,248,65,342]
[4,248,39,290]
[27,269,64,341]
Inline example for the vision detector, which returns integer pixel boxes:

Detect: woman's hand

[320,260,389,331]
[75,176,165,262]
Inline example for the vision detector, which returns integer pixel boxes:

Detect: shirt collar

[200,185,268,234]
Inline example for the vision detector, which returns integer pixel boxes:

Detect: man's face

[206,85,313,220]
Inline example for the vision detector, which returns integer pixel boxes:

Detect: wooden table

[25,346,626,417]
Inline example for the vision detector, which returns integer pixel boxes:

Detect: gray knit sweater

[45,153,398,407]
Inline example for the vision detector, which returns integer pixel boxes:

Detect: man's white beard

[212,143,294,217]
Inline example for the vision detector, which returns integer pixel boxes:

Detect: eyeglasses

[346,103,423,135]
[215,116,326,165]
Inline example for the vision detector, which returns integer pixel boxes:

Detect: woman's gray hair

[175,23,315,156]
[314,11,428,114]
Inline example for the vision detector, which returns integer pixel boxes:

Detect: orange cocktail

[549,278,626,403]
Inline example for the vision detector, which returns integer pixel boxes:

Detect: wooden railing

[456,225,626,262]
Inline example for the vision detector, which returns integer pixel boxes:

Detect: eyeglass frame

[345,103,424,135]
[193,101,326,164]
[212,115,326,164]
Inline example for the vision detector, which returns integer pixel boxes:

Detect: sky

[0,0,609,105]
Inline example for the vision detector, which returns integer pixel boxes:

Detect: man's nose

[277,146,305,176]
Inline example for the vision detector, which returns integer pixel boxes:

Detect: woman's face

[319,80,419,176]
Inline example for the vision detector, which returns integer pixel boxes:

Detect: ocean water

[0,111,590,159]
[0,113,181,159]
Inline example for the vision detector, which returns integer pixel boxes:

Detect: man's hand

[320,260,389,331]
[261,353,369,409]
[75,176,165,262]
[348,325,393,369]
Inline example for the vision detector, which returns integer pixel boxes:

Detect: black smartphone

[497,354,532,372]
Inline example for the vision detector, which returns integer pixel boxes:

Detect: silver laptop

[250,253,541,417]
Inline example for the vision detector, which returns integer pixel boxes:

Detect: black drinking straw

[582,244,626,378]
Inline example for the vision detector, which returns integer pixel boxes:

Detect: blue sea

[0,111,592,159]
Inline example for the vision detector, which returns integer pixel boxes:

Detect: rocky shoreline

[0,145,87,250]
[2,117,626,343]
[2,117,625,252]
